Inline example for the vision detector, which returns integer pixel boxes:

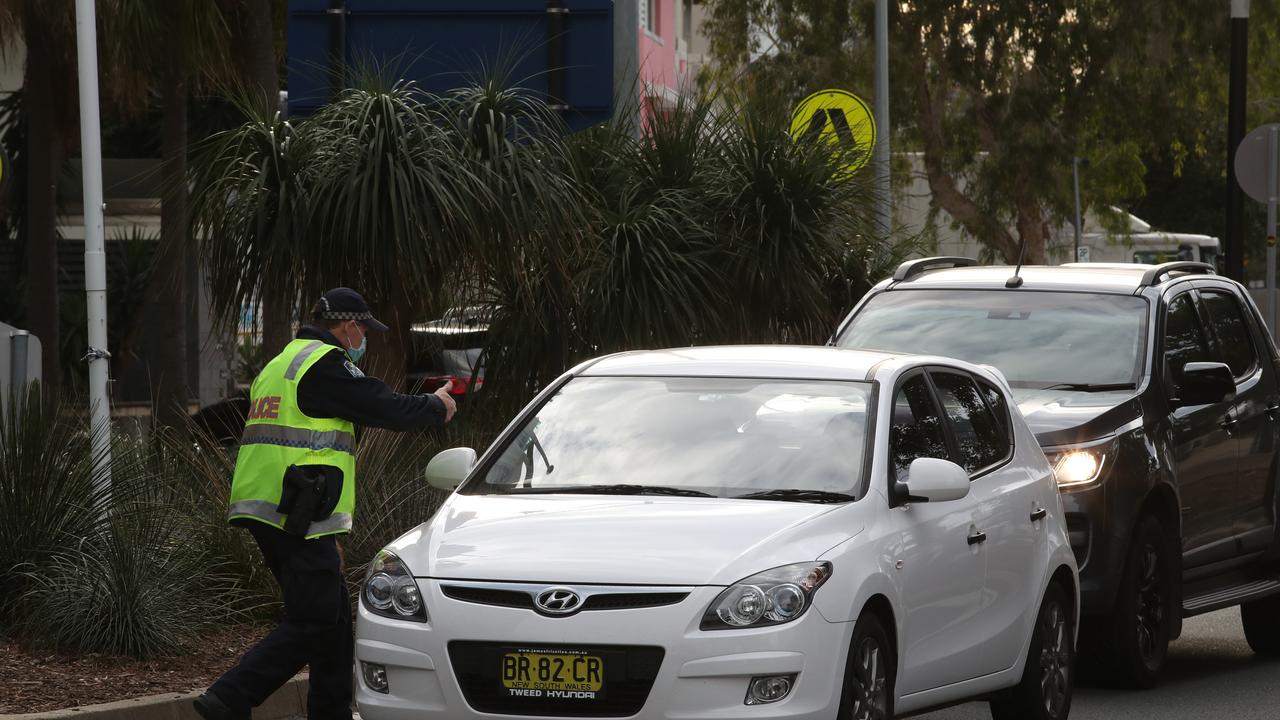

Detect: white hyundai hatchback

[354,346,1078,720]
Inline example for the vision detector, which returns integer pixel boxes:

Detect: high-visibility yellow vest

[228,338,357,538]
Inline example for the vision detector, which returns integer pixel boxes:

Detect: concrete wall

[0,38,24,96]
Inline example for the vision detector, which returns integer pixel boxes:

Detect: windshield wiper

[1041,382,1137,392]
[507,484,715,497]
[733,489,855,504]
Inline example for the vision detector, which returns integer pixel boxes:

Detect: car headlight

[701,562,832,631]
[362,550,428,622]
[1047,440,1114,489]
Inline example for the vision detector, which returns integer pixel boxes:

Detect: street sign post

[1235,123,1280,336]
[789,89,876,175]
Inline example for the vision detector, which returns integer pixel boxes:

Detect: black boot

[193,691,250,720]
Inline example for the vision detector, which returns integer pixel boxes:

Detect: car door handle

[1220,417,1238,433]
[1030,507,1047,523]
[967,529,987,546]
[1267,404,1280,420]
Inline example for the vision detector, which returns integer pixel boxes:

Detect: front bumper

[1060,478,1122,614]
[354,580,853,720]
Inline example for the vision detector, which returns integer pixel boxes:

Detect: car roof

[887,263,1222,293]
[578,345,904,382]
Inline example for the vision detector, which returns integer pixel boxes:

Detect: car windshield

[463,376,871,500]
[838,290,1148,389]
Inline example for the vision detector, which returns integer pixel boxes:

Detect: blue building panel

[287,0,614,132]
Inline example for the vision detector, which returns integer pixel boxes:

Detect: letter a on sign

[789,89,876,175]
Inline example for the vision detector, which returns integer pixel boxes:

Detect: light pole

[1226,0,1249,281]
[1073,157,1087,262]
[874,0,892,238]
[73,0,112,506]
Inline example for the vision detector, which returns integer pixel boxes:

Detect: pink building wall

[637,0,687,127]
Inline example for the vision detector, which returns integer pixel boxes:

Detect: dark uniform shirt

[294,325,446,430]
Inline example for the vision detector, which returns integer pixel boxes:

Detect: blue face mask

[348,335,367,363]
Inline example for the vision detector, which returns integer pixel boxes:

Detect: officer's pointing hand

[434,380,458,422]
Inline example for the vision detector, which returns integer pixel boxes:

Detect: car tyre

[989,582,1074,720]
[838,612,895,720]
[1094,515,1174,688]
[1241,593,1280,655]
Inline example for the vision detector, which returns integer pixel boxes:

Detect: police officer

[195,287,457,720]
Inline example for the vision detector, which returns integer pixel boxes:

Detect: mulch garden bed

[0,625,270,714]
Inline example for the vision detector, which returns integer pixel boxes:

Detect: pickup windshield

[838,290,1148,389]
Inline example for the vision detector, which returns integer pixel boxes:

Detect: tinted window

[1163,294,1210,384]
[840,291,1148,388]
[1199,290,1257,377]
[932,372,1009,473]
[890,375,950,480]
[978,379,1014,456]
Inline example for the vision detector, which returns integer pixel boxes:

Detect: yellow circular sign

[789,89,876,174]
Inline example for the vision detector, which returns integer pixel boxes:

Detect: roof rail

[1139,262,1215,286]
[891,256,979,282]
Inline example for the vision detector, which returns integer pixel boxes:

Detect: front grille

[441,585,689,613]
[443,585,536,610]
[449,641,664,716]
[580,592,688,610]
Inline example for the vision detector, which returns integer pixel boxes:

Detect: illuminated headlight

[701,563,832,630]
[1048,444,1110,488]
[362,550,428,622]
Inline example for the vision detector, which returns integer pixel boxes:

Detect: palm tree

[710,88,883,343]
[194,77,495,387]
[220,0,293,358]
[189,95,311,363]
[192,66,893,407]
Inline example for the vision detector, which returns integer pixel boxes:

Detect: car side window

[1199,290,1258,378]
[977,380,1012,444]
[931,371,1009,474]
[890,375,950,481]
[1162,293,1211,390]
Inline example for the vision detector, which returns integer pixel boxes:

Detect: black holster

[277,464,342,537]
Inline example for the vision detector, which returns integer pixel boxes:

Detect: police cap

[315,287,390,332]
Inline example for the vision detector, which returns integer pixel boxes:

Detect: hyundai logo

[535,587,583,616]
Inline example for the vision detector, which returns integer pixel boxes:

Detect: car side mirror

[425,447,477,491]
[899,458,971,503]
[1175,362,1236,407]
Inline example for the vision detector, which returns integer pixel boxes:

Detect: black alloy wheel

[1038,597,1072,717]
[990,582,1075,720]
[1135,542,1166,663]
[840,613,894,720]
[1090,515,1172,688]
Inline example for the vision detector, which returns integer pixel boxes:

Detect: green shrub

[0,392,109,628]
[152,426,280,616]
[15,497,246,659]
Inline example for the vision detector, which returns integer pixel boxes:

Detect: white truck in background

[898,152,1221,268]
[1073,209,1221,268]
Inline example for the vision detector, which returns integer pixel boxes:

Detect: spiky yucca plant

[0,392,110,627]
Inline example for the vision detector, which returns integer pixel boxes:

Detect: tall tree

[702,0,1227,264]
[106,0,231,429]
[0,1,80,396]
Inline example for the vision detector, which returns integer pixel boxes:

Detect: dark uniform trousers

[210,523,354,719]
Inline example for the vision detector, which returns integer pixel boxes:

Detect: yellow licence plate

[500,651,605,692]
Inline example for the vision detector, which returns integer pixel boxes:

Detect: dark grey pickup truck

[832,258,1280,687]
